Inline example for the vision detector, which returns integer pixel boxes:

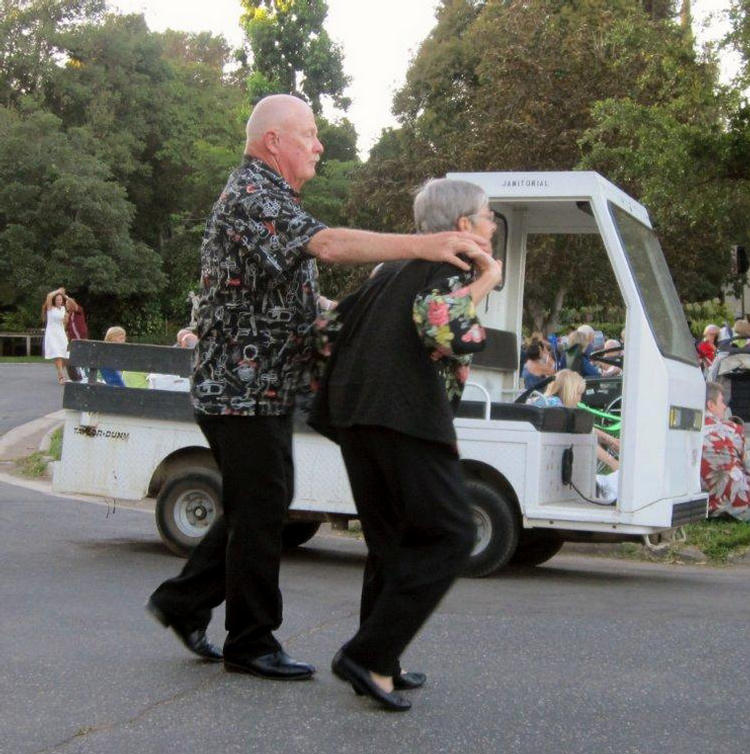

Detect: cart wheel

[155,469,222,557]
[463,477,520,577]
[282,521,321,549]
[509,530,564,567]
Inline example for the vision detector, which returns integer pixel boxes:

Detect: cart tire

[509,530,564,567]
[155,469,222,557]
[282,521,321,549]
[463,477,520,577]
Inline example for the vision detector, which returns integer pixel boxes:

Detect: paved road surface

[2,480,748,754]
[1,363,62,435]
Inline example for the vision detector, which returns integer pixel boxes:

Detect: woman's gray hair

[413,178,488,233]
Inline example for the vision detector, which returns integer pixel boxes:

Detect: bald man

[147,94,492,681]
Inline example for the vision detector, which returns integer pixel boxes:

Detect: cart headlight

[669,406,702,431]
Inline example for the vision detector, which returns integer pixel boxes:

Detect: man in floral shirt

[147,95,492,681]
[701,381,750,521]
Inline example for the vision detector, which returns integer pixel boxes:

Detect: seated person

[530,369,620,493]
[565,326,601,378]
[100,326,127,386]
[174,328,194,347]
[732,318,750,348]
[147,328,196,391]
[528,368,583,408]
[701,381,750,521]
[697,324,720,371]
[521,338,555,389]
[594,338,622,377]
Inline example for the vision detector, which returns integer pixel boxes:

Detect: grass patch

[0,356,45,363]
[48,427,63,461]
[16,451,49,477]
[683,518,750,563]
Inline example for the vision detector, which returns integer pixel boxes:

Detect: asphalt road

[1,363,62,435]
[2,480,749,754]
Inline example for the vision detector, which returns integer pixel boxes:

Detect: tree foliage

[0,0,105,107]
[239,0,350,113]
[0,106,164,330]
[351,0,734,330]
[0,2,248,333]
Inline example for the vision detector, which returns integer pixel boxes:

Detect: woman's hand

[467,252,503,304]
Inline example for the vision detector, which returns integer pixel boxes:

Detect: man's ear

[263,129,281,156]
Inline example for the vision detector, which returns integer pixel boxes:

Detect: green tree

[0,106,164,331]
[0,0,104,108]
[303,158,370,298]
[352,0,728,329]
[239,0,350,113]
[47,16,248,324]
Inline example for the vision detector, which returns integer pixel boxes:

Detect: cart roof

[446,171,650,234]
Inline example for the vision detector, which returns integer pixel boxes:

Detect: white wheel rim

[471,504,492,556]
[174,489,217,538]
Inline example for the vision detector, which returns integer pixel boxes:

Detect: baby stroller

[707,338,750,422]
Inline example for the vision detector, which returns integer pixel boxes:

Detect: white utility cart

[53,171,708,576]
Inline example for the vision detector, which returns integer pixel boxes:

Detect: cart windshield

[609,203,697,365]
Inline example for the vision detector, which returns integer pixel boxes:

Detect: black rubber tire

[463,477,520,577]
[281,521,321,549]
[155,468,222,557]
[509,530,564,567]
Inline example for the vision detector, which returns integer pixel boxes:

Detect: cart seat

[456,401,594,433]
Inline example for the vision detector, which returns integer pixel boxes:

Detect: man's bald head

[245,95,313,151]
[244,94,324,191]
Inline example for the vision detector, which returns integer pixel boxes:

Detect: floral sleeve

[413,273,486,360]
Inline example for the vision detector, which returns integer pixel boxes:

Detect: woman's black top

[309,259,488,448]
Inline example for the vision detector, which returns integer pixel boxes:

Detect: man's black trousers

[337,425,475,677]
[150,414,294,661]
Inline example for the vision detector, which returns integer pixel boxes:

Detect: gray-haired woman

[311,178,502,711]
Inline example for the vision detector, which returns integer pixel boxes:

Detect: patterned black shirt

[191,157,327,416]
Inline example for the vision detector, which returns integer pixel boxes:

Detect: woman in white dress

[43,292,69,383]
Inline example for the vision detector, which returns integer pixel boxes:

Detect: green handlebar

[577,402,621,436]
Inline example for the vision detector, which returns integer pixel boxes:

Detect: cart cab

[447,171,707,531]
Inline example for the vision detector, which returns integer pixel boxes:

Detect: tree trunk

[545,285,567,335]
[527,286,567,335]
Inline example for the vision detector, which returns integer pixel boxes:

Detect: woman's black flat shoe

[393,670,426,690]
[331,651,411,711]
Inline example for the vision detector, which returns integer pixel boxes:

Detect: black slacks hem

[338,425,474,677]
[149,413,294,661]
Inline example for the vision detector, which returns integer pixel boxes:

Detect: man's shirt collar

[242,155,300,198]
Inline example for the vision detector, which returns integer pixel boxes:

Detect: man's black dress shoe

[393,670,426,690]
[145,598,223,662]
[331,651,411,711]
[224,650,315,680]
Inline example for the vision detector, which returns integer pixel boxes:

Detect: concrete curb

[0,410,66,462]
[39,421,62,454]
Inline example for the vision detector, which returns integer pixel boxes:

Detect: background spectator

[64,294,88,381]
[697,324,720,371]
[42,290,69,384]
[565,326,600,377]
[100,326,126,387]
[701,381,750,521]
[596,338,623,377]
[147,327,194,391]
[521,337,555,389]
